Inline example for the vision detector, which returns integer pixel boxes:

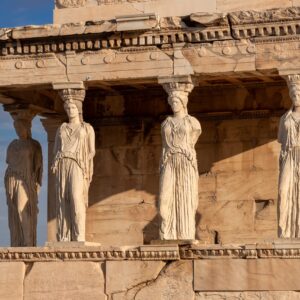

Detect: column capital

[52,81,86,121]
[3,103,39,121]
[52,81,86,103]
[284,74,300,88]
[52,81,85,90]
[158,75,198,96]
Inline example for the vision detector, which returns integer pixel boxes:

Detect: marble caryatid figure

[278,74,300,238]
[52,89,95,242]
[4,111,43,247]
[159,79,201,240]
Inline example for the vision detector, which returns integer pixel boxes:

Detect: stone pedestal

[45,241,101,248]
[150,239,201,246]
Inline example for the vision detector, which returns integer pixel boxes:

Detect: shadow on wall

[46,83,289,245]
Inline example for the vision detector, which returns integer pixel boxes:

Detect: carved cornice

[229,7,300,25]
[0,7,300,56]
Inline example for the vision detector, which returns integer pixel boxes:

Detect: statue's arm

[86,124,96,183]
[51,127,61,174]
[190,117,202,144]
[88,125,96,159]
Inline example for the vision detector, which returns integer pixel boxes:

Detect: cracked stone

[106,260,166,295]
[134,261,194,300]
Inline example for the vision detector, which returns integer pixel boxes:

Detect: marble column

[4,107,43,246]
[41,117,64,242]
[158,76,201,241]
[51,82,95,242]
[278,74,300,238]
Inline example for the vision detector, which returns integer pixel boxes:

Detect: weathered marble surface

[0,262,25,300]
[24,262,106,300]
[194,259,300,291]
[106,261,166,295]
[52,87,95,242]
[5,111,43,247]
[159,78,201,240]
[278,74,300,238]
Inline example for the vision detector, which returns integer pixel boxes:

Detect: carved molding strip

[56,0,87,8]
[180,243,300,259]
[0,245,180,262]
[1,244,300,261]
[97,0,157,4]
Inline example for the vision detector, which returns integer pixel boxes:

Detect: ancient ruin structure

[2,0,300,299]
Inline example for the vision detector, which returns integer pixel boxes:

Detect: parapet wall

[53,0,300,24]
[2,243,300,300]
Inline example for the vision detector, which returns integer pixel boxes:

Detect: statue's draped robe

[53,122,94,241]
[159,115,201,240]
[278,109,300,237]
[4,139,42,246]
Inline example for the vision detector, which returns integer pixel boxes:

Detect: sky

[0,1,53,246]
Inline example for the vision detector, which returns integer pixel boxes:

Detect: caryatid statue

[159,78,201,240]
[4,110,43,247]
[52,88,95,242]
[278,74,300,238]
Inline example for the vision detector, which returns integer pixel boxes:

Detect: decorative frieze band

[1,244,300,262]
[56,0,156,8]
[180,243,300,259]
[0,245,180,262]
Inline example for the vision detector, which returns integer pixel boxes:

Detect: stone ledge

[0,242,300,262]
[0,244,179,262]
[181,241,300,259]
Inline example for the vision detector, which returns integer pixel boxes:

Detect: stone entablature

[0,7,299,89]
[2,8,300,54]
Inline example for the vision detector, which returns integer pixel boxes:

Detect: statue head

[289,85,300,108]
[14,118,31,140]
[286,75,300,108]
[64,100,82,121]
[168,90,189,114]
[59,89,85,122]
[162,81,194,115]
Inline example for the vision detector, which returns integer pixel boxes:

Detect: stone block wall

[2,244,300,300]
[79,83,290,245]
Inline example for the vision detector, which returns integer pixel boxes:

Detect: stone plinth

[1,243,300,299]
